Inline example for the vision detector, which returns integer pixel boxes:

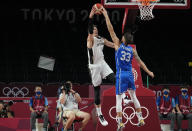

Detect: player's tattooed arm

[103,38,115,48]
[133,48,141,61]
[133,49,154,78]
[101,8,120,50]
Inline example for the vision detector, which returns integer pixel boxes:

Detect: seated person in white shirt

[59,81,90,131]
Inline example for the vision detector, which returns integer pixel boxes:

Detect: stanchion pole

[147,75,149,88]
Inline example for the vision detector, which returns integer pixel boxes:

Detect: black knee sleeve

[106,73,116,84]
[94,86,101,105]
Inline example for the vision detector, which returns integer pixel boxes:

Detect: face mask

[163,91,169,95]
[36,91,41,95]
[181,90,188,94]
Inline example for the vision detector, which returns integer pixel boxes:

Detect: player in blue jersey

[101,8,154,130]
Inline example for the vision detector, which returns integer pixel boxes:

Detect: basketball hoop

[136,0,159,20]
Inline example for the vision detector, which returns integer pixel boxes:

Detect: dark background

[0,1,191,85]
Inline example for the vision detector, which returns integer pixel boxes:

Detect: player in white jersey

[87,8,116,126]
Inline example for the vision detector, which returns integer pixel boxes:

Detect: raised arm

[71,89,82,103]
[101,8,120,50]
[87,8,96,49]
[103,38,115,48]
[133,48,154,78]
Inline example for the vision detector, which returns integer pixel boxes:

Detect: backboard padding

[101,0,190,9]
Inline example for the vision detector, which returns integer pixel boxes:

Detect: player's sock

[117,117,122,124]
[117,117,124,130]
[136,112,145,126]
[96,107,102,116]
[136,111,143,121]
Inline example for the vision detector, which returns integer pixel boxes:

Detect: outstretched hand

[89,7,96,18]
[101,7,108,17]
[148,71,154,78]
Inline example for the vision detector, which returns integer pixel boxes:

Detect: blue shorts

[116,71,136,95]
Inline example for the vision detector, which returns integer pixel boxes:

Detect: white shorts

[89,60,113,87]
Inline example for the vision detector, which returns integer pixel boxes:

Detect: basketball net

[136,0,159,20]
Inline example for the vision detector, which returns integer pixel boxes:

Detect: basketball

[94,3,103,15]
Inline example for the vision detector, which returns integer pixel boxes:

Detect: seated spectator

[29,86,49,131]
[0,101,14,118]
[59,81,90,131]
[156,86,176,131]
[176,85,192,131]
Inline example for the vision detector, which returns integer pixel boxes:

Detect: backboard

[101,0,190,9]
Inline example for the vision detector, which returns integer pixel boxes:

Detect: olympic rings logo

[132,68,138,82]
[3,87,29,97]
[109,106,149,126]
